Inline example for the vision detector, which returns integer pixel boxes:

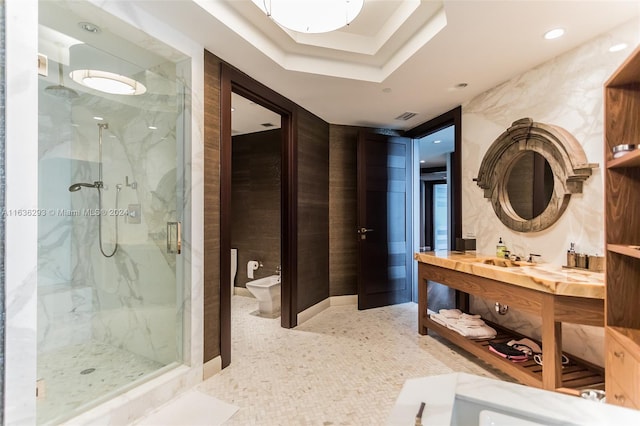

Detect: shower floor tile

[37,341,164,424]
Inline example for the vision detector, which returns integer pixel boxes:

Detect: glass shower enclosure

[37,1,188,423]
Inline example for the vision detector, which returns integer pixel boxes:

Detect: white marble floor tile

[193,296,507,425]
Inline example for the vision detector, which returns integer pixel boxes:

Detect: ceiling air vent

[261,122,276,128]
[394,112,418,121]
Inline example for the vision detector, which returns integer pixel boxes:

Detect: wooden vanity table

[416,251,605,392]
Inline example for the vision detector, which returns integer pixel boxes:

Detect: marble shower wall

[462,20,640,367]
[38,58,187,366]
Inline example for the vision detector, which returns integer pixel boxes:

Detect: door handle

[357,227,374,234]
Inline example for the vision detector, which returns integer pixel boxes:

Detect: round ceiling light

[257,0,364,34]
[70,69,146,95]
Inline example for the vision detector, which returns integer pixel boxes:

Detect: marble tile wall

[462,19,640,366]
[2,0,206,424]
[5,0,39,423]
[0,1,6,420]
[36,55,185,367]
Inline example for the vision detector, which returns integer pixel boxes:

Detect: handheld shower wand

[68,122,120,258]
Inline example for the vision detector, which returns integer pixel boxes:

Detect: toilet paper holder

[247,260,263,279]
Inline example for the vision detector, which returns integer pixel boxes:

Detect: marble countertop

[387,373,640,426]
[415,251,604,299]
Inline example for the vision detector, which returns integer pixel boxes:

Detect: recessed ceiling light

[93,116,103,120]
[420,160,425,163]
[79,22,101,34]
[609,43,628,53]
[544,28,565,40]
[433,140,442,144]
[148,126,157,130]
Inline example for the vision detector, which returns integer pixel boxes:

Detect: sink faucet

[527,253,542,263]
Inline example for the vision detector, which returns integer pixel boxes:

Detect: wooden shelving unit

[417,261,604,392]
[604,45,640,409]
[425,316,605,391]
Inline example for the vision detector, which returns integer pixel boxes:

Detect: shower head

[68,182,98,192]
[45,85,79,100]
[45,63,79,100]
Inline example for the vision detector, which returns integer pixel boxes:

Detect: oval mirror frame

[476,118,597,232]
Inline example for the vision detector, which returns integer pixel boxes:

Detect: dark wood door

[357,131,412,310]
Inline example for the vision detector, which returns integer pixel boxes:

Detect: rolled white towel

[438,308,463,319]
[457,318,486,327]
[447,321,497,339]
[429,313,451,327]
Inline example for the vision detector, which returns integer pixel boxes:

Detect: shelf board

[423,316,604,391]
[607,149,640,169]
[607,244,640,260]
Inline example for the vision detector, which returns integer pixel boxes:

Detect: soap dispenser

[567,242,576,268]
[496,237,506,258]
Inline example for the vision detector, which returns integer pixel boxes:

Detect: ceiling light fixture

[433,140,441,144]
[71,69,146,95]
[609,43,628,53]
[93,116,104,121]
[78,22,101,34]
[255,0,364,34]
[544,28,565,40]
[69,44,147,96]
[148,126,158,130]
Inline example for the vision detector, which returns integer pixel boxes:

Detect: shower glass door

[37,1,188,423]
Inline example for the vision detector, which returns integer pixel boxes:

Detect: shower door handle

[167,221,182,255]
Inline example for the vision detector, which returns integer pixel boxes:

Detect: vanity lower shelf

[424,315,605,392]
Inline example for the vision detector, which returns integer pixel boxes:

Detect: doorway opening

[230,91,282,314]
[406,107,462,305]
[220,64,298,368]
[417,125,455,252]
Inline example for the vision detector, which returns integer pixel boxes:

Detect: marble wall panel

[5,0,38,423]
[463,20,640,366]
[7,0,205,423]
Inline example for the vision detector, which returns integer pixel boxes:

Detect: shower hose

[97,185,121,258]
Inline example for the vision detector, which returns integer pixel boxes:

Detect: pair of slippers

[507,338,570,365]
[533,353,570,366]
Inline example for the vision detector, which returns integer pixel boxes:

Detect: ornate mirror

[475,118,597,232]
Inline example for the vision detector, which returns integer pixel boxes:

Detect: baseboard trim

[296,295,358,325]
[203,356,222,380]
[330,295,358,306]
[297,298,331,325]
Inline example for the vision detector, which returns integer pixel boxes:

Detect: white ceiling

[135,0,640,132]
[232,92,282,135]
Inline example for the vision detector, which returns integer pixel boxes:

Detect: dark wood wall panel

[297,108,330,311]
[329,125,358,296]
[231,129,282,287]
[204,51,221,363]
